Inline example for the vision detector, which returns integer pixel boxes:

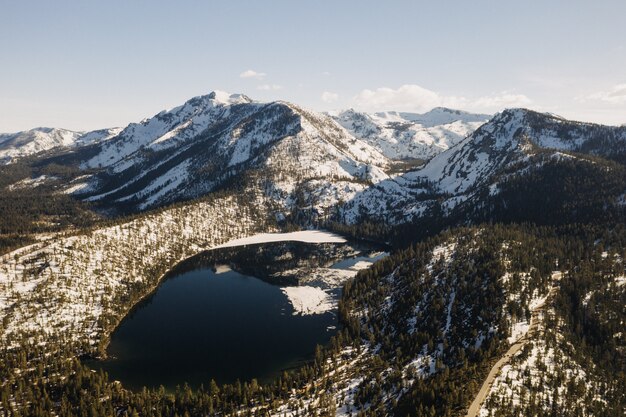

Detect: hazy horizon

[2,0,625,131]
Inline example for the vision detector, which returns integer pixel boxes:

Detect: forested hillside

[337,225,625,416]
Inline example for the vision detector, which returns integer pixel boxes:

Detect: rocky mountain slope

[342,108,626,226]
[0,94,493,220]
[1,92,389,216]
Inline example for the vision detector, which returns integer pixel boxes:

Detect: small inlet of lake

[88,234,385,391]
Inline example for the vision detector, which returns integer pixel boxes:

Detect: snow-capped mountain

[68,91,389,212]
[0,127,121,164]
[82,91,253,169]
[417,108,626,194]
[4,95,624,227]
[342,108,626,223]
[330,107,490,160]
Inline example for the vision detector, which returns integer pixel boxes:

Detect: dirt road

[464,273,560,417]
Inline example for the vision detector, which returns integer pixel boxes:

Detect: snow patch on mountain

[138,160,192,209]
[6,175,58,190]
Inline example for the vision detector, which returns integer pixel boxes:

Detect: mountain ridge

[340,107,626,226]
[1,94,624,231]
[0,126,121,164]
[1,93,491,166]
[330,106,490,160]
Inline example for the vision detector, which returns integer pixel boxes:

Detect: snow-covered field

[212,230,346,249]
[281,286,333,315]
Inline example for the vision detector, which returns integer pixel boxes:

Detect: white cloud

[257,84,282,91]
[352,84,532,113]
[578,83,626,104]
[321,91,339,103]
[239,69,266,80]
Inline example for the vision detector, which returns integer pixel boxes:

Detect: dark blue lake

[93,258,338,391]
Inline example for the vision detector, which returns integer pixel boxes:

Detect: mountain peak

[30,126,69,134]
[158,91,253,116]
[491,108,582,130]
[206,90,252,105]
[495,107,546,120]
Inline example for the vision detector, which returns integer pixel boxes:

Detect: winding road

[464,273,560,417]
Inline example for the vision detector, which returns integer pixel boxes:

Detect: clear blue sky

[1,0,625,131]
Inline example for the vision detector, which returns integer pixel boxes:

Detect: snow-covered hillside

[82,91,253,169]
[477,258,625,416]
[0,193,270,351]
[341,108,626,223]
[330,107,489,160]
[70,92,390,212]
[416,108,626,195]
[0,127,121,164]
